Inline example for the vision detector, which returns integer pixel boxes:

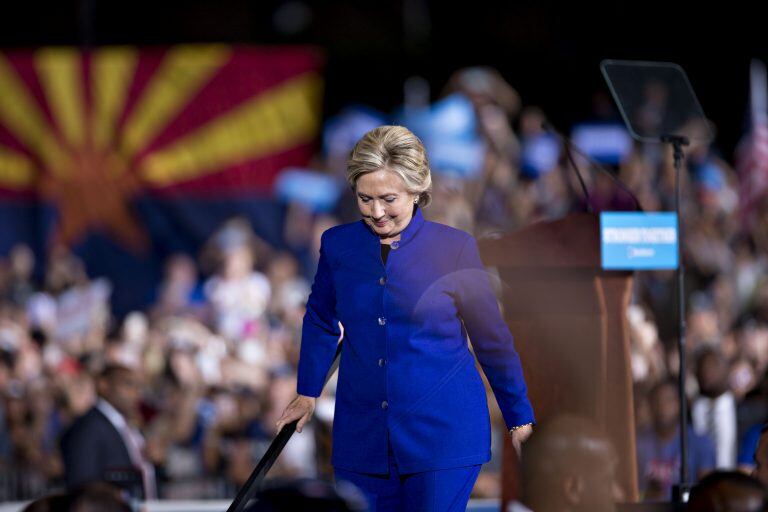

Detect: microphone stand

[663,134,691,503]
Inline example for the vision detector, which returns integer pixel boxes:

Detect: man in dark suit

[60,364,156,500]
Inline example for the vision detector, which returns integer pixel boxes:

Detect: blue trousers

[333,432,482,512]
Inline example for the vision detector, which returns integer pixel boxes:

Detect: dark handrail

[227,340,343,512]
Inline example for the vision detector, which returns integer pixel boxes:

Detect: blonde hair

[346,125,432,208]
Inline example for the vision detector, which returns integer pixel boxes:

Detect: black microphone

[541,121,644,213]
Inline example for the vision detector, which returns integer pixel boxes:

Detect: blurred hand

[511,423,533,456]
[275,394,315,433]
[169,351,201,388]
[478,103,514,148]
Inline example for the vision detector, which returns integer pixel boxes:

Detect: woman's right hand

[275,394,316,433]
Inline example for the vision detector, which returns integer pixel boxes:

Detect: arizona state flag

[0,45,323,314]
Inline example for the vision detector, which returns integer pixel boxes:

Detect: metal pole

[665,135,690,502]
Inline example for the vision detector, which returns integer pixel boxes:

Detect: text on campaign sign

[600,212,678,270]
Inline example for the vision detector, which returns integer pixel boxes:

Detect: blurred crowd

[1,65,768,507]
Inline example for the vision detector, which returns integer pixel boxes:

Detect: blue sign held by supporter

[600,212,678,270]
[396,94,486,179]
[520,132,560,179]
[571,123,633,166]
[323,105,388,160]
[274,168,343,213]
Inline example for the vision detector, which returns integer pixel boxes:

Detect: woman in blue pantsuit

[276,125,535,511]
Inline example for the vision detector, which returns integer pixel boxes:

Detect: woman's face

[355,168,418,240]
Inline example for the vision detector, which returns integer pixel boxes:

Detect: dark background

[1,0,762,158]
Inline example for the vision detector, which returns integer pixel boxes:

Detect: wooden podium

[478,212,639,508]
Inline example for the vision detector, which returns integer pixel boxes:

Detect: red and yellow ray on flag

[140,72,321,186]
[0,144,35,189]
[0,45,323,252]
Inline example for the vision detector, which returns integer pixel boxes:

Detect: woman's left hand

[511,424,533,457]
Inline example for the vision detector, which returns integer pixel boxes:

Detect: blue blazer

[297,205,534,474]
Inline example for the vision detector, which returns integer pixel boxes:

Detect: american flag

[736,59,768,230]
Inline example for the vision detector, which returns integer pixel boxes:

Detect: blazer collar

[361,204,425,248]
[96,398,128,430]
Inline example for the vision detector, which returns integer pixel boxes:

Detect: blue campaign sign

[600,212,679,270]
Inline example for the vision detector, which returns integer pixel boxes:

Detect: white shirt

[507,501,533,512]
[692,391,737,469]
[204,272,271,341]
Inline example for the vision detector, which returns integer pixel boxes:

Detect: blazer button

[378,317,386,325]
[391,241,399,249]
[378,358,386,367]
[381,401,389,410]
[379,276,386,285]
